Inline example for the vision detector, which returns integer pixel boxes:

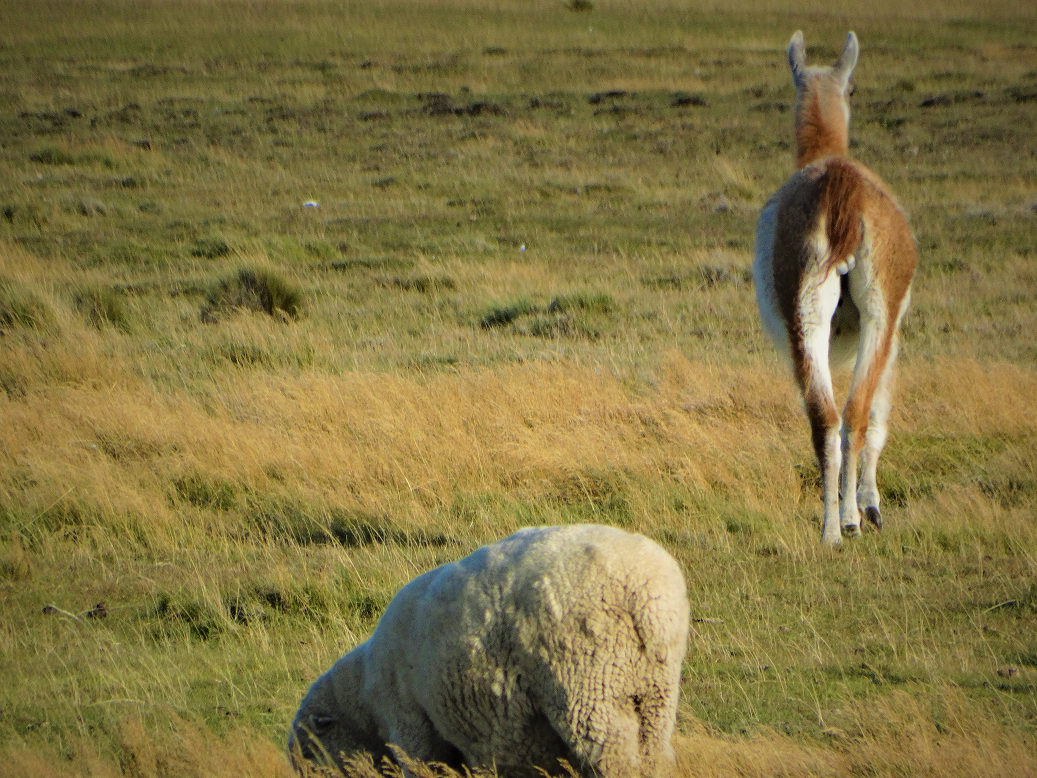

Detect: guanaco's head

[788,31,859,169]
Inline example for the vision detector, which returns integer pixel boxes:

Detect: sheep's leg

[583,687,683,778]
[384,709,466,774]
[543,682,646,778]
[574,707,642,778]
[631,683,680,778]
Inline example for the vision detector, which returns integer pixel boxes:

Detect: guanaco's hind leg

[838,262,905,535]
[794,270,845,546]
[853,327,901,531]
[858,362,894,529]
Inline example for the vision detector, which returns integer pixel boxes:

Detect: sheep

[289,524,690,778]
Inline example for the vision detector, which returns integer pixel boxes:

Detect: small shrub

[526,314,575,338]
[345,591,388,622]
[96,430,163,461]
[190,236,231,259]
[0,202,47,229]
[409,352,460,370]
[479,298,536,329]
[247,578,388,628]
[226,598,267,625]
[77,198,109,217]
[640,266,748,291]
[203,267,303,321]
[213,340,270,367]
[0,367,28,398]
[328,256,414,272]
[672,92,708,107]
[303,240,337,260]
[101,238,149,266]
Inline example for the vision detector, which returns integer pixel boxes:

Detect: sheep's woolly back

[290,525,690,778]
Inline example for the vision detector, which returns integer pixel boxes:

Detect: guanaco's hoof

[864,506,882,530]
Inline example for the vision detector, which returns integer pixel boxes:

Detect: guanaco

[753,31,917,546]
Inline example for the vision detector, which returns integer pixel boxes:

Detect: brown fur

[795,79,851,168]
[803,369,841,470]
[817,159,866,273]
[841,190,916,452]
[770,159,867,336]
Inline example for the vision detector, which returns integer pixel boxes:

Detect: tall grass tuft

[0,276,53,330]
[204,267,304,322]
[74,285,131,331]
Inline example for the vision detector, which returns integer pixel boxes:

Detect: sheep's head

[288,656,387,773]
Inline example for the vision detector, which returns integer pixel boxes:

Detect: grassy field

[2,0,1037,776]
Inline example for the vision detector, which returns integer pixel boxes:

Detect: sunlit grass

[1,0,1037,775]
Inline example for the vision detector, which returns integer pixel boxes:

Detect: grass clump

[172,473,237,511]
[478,292,615,339]
[28,145,76,165]
[479,298,537,329]
[0,276,53,330]
[73,285,131,331]
[549,291,614,314]
[153,593,222,640]
[0,536,32,582]
[191,236,232,259]
[203,267,303,322]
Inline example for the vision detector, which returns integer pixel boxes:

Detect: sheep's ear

[833,31,859,87]
[788,30,807,87]
[308,714,337,733]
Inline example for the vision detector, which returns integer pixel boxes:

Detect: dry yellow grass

[4,271,1035,544]
[4,216,1037,774]
[5,690,1036,778]
[3,1,1037,775]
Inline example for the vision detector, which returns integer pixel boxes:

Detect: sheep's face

[288,673,387,773]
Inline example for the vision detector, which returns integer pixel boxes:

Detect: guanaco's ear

[833,31,859,87]
[788,30,807,87]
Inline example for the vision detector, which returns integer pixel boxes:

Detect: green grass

[1,1,1037,776]
[0,277,54,331]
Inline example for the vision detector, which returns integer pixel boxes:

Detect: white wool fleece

[290,524,690,778]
